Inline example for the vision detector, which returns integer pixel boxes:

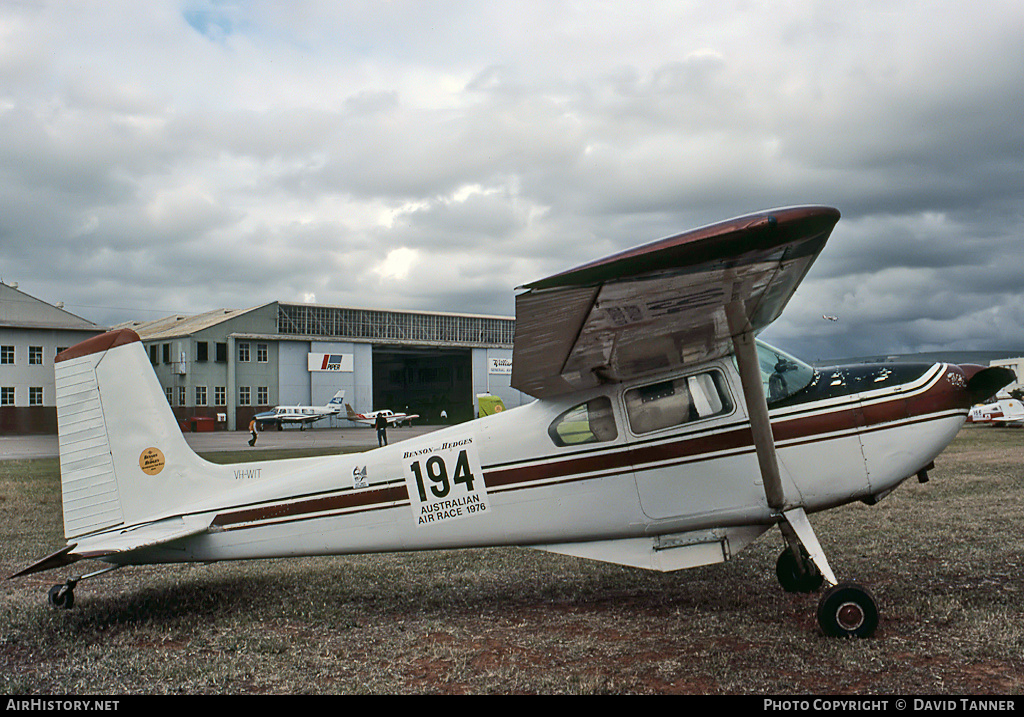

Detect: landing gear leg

[779,508,878,638]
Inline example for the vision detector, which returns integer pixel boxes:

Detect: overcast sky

[2,1,1023,361]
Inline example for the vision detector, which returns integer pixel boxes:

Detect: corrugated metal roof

[115,305,268,340]
[0,282,103,331]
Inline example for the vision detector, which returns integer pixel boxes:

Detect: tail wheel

[817,583,878,638]
[48,584,74,610]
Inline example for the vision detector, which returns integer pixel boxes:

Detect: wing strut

[726,302,837,587]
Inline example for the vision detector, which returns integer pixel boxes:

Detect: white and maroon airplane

[13,206,1013,638]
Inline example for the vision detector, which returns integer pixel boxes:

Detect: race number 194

[404,438,489,526]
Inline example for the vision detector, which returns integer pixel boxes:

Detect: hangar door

[372,347,472,423]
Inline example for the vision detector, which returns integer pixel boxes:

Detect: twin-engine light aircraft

[253,390,346,430]
[344,404,419,427]
[13,206,1013,638]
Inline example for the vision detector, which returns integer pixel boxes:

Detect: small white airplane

[253,390,346,430]
[968,391,1024,426]
[344,404,419,427]
[13,206,1014,639]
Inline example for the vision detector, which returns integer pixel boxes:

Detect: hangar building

[124,301,524,431]
[1,281,106,434]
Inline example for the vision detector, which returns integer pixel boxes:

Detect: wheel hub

[835,601,865,631]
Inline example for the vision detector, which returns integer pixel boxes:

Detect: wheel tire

[817,583,878,638]
[47,585,74,609]
[776,548,824,593]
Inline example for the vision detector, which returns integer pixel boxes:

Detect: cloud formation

[1,1,1022,360]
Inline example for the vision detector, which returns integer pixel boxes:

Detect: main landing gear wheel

[47,583,75,610]
[775,547,824,593]
[817,583,878,638]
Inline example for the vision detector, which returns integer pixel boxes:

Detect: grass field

[1,427,1022,694]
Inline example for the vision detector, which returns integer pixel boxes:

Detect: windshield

[753,340,816,404]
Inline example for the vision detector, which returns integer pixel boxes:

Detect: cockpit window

[548,396,618,447]
[624,370,733,434]
[754,340,816,404]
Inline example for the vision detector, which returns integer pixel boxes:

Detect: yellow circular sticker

[139,447,165,476]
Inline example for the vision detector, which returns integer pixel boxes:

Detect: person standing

[248,417,259,447]
[375,412,388,447]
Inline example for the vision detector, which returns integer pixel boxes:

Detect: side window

[548,396,618,447]
[625,371,732,434]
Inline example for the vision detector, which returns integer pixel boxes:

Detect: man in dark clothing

[375,412,388,447]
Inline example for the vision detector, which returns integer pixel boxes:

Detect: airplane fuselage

[126,356,968,568]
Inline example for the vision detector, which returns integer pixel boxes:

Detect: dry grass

[2,427,1022,694]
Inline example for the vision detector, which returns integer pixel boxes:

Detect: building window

[150,345,159,365]
[239,387,251,406]
[178,386,186,407]
[29,387,43,406]
[1,387,13,406]
[165,387,173,404]
[257,387,268,405]
[257,344,268,363]
[238,343,250,362]
[196,342,209,362]
[216,343,227,362]
[196,386,207,406]
[1,346,13,364]
[56,347,68,358]
[215,387,226,406]
[162,344,170,364]
[29,346,43,365]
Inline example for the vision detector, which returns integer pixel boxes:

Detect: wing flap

[511,206,839,398]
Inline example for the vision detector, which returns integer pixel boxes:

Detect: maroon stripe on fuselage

[205,366,964,529]
[212,483,407,529]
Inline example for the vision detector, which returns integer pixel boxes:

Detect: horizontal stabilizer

[73,514,213,560]
[530,525,770,572]
[9,545,81,578]
[12,515,212,578]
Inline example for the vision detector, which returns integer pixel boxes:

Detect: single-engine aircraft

[344,404,419,427]
[253,390,346,430]
[12,206,1014,638]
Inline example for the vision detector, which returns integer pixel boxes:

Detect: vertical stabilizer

[55,330,211,540]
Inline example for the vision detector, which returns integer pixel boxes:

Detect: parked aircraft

[344,404,419,427]
[253,390,346,430]
[13,206,1013,638]
[968,391,1024,426]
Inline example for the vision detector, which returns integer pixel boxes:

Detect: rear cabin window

[548,396,619,447]
[625,371,733,434]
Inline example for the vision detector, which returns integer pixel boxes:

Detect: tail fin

[55,329,212,540]
[345,403,359,418]
[326,390,346,409]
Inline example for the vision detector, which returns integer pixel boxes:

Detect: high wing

[511,206,840,398]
